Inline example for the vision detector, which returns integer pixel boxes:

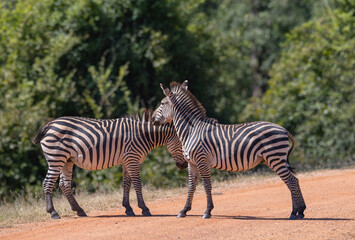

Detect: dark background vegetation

[0,0,354,200]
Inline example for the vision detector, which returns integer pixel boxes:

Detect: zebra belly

[243,156,265,171]
[69,154,95,170]
[210,155,264,172]
[70,151,123,170]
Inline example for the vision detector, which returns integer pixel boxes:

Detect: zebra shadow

[213,215,354,221]
[90,214,353,221]
[93,214,179,218]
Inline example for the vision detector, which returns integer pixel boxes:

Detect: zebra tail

[286,131,296,174]
[32,120,54,144]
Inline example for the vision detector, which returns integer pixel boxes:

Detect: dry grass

[0,173,270,228]
[1,167,353,228]
[0,190,127,228]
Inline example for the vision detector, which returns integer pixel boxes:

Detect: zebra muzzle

[176,161,188,169]
[153,120,161,126]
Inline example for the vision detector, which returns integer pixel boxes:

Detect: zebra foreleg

[122,165,135,216]
[197,161,214,219]
[178,163,199,218]
[126,162,152,216]
[59,161,87,217]
[43,165,64,219]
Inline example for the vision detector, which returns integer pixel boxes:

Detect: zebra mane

[125,109,154,122]
[169,82,218,124]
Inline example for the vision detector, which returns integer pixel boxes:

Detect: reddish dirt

[1,169,354,240]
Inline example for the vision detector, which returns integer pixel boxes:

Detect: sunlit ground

[1,167,354,228]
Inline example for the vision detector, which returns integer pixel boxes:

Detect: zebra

[152,80,306,220]
[32,109,188,219]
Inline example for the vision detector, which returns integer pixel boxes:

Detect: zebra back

[34,109,187,170]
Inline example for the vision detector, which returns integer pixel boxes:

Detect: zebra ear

[181,80,188,91]
[160,83,171,96]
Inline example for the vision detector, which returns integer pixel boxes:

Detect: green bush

[1,0,353,201]
[242,5,355,167]
[0,0,217,199]
[206,0,314,122]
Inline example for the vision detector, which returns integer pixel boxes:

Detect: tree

[0,0,216,198]
[242,2,355,166]
[0,0,79,197]
[206,0,314,122]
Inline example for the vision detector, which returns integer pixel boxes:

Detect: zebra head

[152,80,188,126]
[152,96,173,126]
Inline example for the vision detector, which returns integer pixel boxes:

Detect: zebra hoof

[297,213,304,219]
[177,212,186,218]
[202,214,211,219]
[289,214,297,220]
[142,210,152,216]
[77,209,87,217]
[51,211,61,219]
[125,210,136,216]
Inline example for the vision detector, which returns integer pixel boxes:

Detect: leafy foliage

[206,0,314,122]
[1,0,213,198]
[242,4,355,166]
[0,0,79,197]
[0,0,354,200]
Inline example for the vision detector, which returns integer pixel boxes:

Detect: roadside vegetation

[0,0,354,202]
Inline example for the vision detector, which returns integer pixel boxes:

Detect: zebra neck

[144,122,171,149]
[173,113,202,146]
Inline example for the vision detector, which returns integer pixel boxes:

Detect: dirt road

[1,169,354,240]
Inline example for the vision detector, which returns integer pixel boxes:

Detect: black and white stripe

[152,80,306,219]
[33,109,187,219]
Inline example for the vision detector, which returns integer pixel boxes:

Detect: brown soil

[1,169,354,240]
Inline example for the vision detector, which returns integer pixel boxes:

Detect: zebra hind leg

[43,166,63,219]
[59,161,87,217]
[122,165,135,216]
[178,163,198,218]
[268,158,306,220]
[126,162,152,216]
[286,174,306,220]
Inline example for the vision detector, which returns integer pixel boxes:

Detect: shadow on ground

[91,214,353,221]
